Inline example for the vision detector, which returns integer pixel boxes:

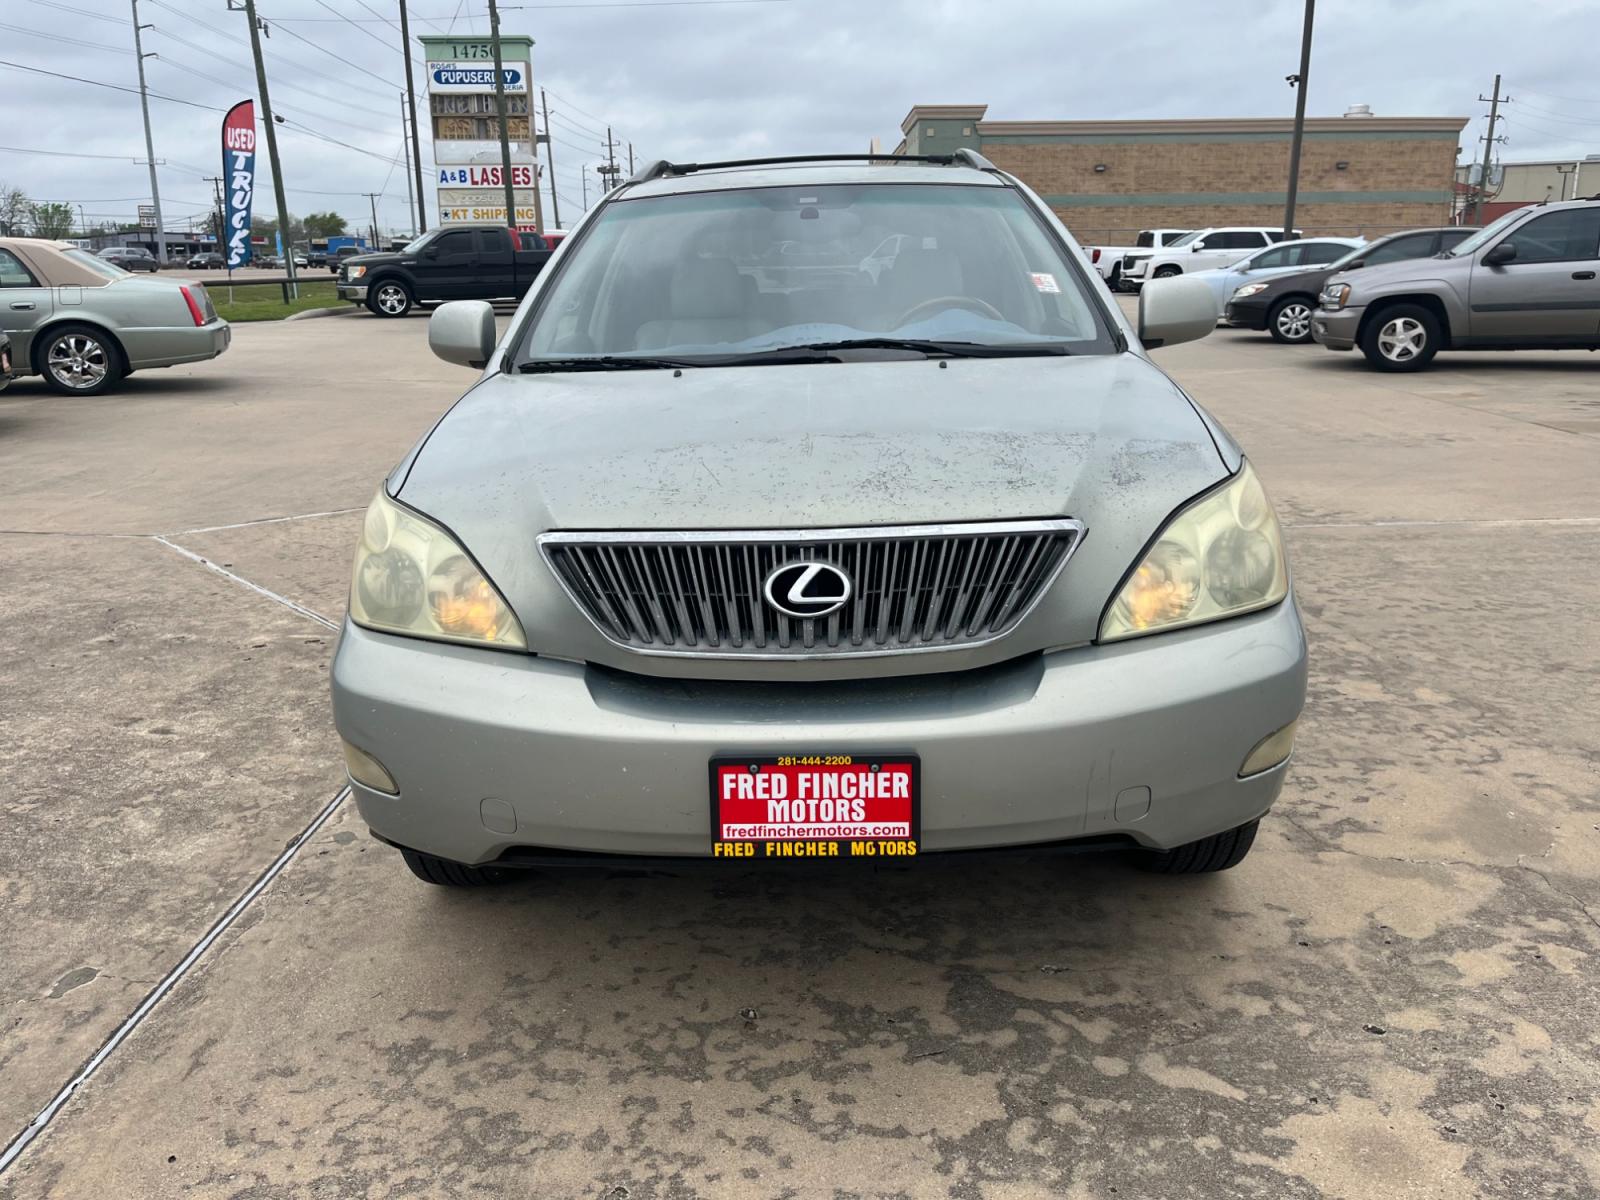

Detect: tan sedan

[0,237,230,395]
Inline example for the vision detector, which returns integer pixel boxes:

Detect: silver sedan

[0,237,230,395]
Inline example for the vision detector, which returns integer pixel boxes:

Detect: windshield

[516,182,1116,366]
[402,230,437,253]
[65,249,129,280]
[1168,230,1205,248]
[1446,210,1522,257]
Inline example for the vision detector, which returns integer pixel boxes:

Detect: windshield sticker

[1030,272,1061,294]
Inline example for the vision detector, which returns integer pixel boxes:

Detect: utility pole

[1281,0,1314,239]
[238,0,297,294]
[628,142,635,173]
[129,0,167,265]
[604,126,618,191]
[1474,75,1507,224]
[486,0,519,231]
[400,93,416,235]
[397,0,427,233]
[205,174,225,245]
[541,88,560,228]
[581,164,589,210]
[364,192,382,248]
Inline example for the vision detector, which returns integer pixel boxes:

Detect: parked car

[0,331,12,394]
[292,253,309,268]
[329,152,1305,887]
[1314,198,1600,370]
[1082,229,1189,291]
[1122,227,1302,288]
[186,251,226,270]
[0,237,230,395]
[97,245,159,273]
[254,254,283,269]
[1186,237,1365,317]
[1226,227,1477,344]
[335,224,556,317]
[542,228,569,248]
[306,249,328,268]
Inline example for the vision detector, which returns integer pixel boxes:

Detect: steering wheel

[895,295,1005,327]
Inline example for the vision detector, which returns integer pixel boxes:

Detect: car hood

[394,353,1235,678]
[1243,265,1339,300]
[344,251,405,268]
[1324,254,1461,298]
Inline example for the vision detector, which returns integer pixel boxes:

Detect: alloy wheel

[376,284,409,315]
[1275,302,1312,341]
[1377,316,1426,362]
[46,333,109,390]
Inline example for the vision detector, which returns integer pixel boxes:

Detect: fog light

[1239,719,1298,778]
[341,738,399,794]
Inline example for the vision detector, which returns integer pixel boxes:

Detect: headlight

[349,489,526,650]
[1232,283,1270,299]
[1100,461,1288,642]
[346,265,367,280]
[1321,283,1350,310]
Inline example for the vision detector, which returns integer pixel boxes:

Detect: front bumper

[337,283,369,303]
[331,600,1308,866]
[1311,306,1362,350]
[1224,298,1271,330]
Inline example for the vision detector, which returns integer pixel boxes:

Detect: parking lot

[2,309,1597,1198]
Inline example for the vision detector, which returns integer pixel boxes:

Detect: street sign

[138,205,156,229]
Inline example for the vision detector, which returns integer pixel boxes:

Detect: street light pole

[1282,0,1314,239]
[129,0,167,265]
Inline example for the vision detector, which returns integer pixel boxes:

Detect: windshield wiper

[519,356,699,373]
[719,338,1074,361]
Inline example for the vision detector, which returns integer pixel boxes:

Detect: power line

[257,10,406,92]
[0,20,131,55]
[0,58,226,112]
[23,0,125,24]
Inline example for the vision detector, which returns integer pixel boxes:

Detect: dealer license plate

[710,754,920,862]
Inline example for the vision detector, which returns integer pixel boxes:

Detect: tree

[29,202,75,239]
[303,210,347,238]
[0,184,29,236]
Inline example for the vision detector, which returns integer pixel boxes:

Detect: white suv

[1123,227,1300,288]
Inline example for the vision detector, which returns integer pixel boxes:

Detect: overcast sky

[3,0,1598,238]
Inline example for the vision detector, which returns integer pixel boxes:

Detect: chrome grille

[540,520,1084,659]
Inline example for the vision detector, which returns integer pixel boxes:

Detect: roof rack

[626,149,997,185]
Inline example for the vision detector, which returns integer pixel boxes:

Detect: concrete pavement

[1,309,1597,1198]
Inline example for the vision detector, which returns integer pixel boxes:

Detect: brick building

[892,105,1468,245]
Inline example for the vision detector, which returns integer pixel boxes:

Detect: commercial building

[893,104,1468,245]
[1453,155,1600,222]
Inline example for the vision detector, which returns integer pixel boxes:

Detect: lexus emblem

[763,561,852,619]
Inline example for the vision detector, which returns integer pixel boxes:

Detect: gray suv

[1314,197,1600,370]
[329,152,1306,886]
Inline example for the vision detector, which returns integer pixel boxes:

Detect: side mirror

[1347,259,1366,270]
[429,300,497,369]
[1190,242,1206,252]
[1483,241,1517,267]
[1139,275,1217,350]
[422,244,440,259]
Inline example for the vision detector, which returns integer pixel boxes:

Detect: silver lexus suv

[330,153,1307,886]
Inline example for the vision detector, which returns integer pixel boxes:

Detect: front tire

[399,847,507,887]
[38,324,125,396]
[368,279,413,318]
[1267,296,1316,344]
[1137,819,1259,874]
[1152,265,1181,280]
[1359,303,1441,371]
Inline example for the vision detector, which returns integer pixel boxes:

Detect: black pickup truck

[335,224,557,318]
